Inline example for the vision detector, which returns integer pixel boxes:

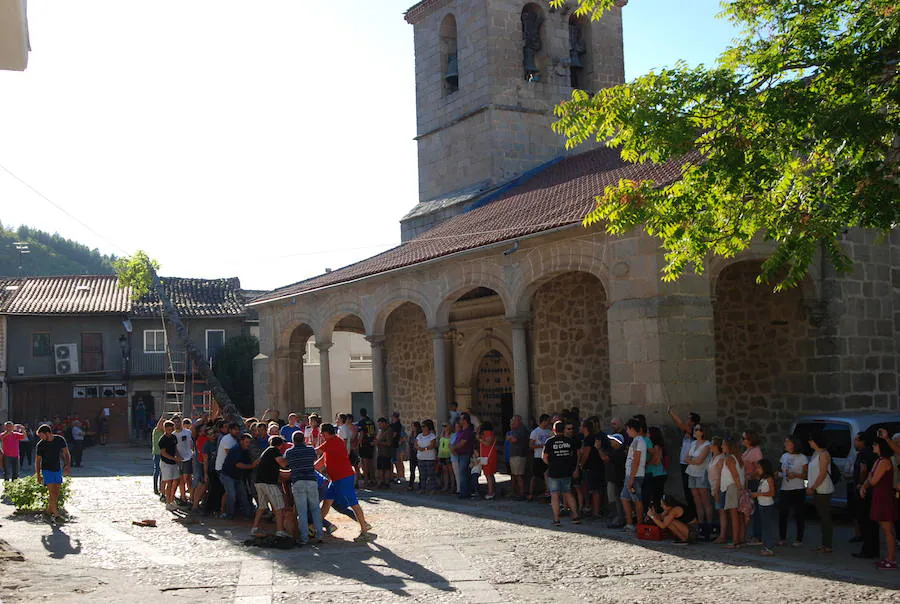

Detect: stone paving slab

[0,445,897,603]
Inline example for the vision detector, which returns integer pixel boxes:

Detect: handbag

[739,488,754,517]
[478,444,496,468]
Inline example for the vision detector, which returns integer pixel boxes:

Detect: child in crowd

[751,459,777,556]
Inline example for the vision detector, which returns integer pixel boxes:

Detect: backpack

[828,458,842,485]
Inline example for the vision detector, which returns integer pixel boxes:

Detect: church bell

[445,52,459,81]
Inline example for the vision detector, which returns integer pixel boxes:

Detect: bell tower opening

[402,0,626,238]
[440,14,459,95]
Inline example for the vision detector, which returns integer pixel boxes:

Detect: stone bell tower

[402,0,625,238]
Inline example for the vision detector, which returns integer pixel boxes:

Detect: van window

[792,422,852,458]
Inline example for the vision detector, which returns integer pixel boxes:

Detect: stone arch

[320,299,369,341]
[277,315,317,350]
[512,248,610,318]
[371,287,435,336]
[271,321,316,419]
[455,331,515,428]
[435,271,512,328]
[383,301,435,422]
[528,270,610,421]
[713,259,819,454]
[439,13,459,95]
[707,246,823,306]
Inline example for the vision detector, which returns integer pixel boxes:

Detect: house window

[143,330,167,354]
[81,332,104,372]
[206,329,226,363]
[304,339,320,366]
[440,14,459,95]
[350,354,372,370]
[32,332,51,357]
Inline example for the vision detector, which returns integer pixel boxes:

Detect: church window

[521,4,544,81]
[440,14,459,95]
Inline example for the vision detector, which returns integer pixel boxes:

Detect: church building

[250,0,899,445]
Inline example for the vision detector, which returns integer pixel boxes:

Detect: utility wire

[0,161,130,256]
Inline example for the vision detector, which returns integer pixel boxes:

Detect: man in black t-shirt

[34,424,71,521]
[543,421,581,526]
[252,436,289,538]
[579,425,607,518]
[158,420,181,510]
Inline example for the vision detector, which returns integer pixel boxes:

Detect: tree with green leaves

[114,251,237,415]
[551,0,898,289]
[213,335,259,417]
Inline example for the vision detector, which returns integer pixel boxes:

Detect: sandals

[552,520,561,527]
[814,546,833,553]
[725,542,744,549]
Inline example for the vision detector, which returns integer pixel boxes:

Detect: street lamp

[13,242,29,276]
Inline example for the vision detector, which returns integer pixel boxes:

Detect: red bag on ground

[636,523,673,541]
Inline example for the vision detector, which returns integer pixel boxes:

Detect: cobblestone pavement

[1,446,897,603]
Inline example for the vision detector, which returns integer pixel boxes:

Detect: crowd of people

[140,402,899,568]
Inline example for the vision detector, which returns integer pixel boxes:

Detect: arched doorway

[473,349,513,433]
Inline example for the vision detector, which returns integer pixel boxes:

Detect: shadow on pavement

[41,524,82,559]
[359,485,897,590]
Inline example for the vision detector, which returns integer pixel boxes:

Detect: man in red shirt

[316,423,372,540]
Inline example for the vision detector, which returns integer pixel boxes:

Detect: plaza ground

[0,445,897,603]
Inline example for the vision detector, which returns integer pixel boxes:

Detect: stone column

[509,316,531,421]
[366,335,386,420]
[271,349,293,419]
[315,340,334,422]
[431,328,449,424]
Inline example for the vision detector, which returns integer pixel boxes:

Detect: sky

[0,0,738,291]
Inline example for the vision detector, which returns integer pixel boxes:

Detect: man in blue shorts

[34,424,71,522]
[316,423,371,540]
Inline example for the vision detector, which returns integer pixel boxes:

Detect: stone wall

[384,302,436,421]
[714,261,816,450]
[530,272,610,421]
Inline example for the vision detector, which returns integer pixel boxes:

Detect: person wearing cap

[220,433,256,518]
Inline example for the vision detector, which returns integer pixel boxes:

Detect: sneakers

[791,541,802,548]
[623,524,635,532]
[761,548,774,556]
[325,523,338,536]
[165,503,177,511]
[250,527,261,536]
[875,559,897,570]
[275,531,290,538]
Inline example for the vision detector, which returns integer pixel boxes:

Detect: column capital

[314,340,333,352]
[365,334,385,346]
[506,314,532,328]
[429,326,450,339]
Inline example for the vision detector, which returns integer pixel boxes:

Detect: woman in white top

[777,435,808,547]
[720,437,746,548]
[707,437,728,543]
[685,425,713,524]
[806,434,835,552]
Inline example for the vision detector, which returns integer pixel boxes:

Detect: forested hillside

[0,223,116,277]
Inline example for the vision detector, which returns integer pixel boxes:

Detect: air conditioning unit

[54,344,79,375]
[73,386,86,399]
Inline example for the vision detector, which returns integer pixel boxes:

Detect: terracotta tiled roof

[251,147,692,305]
[132,277,246,318]
[0,275,131,315]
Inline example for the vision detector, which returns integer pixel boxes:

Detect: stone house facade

[250,0,899,450]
